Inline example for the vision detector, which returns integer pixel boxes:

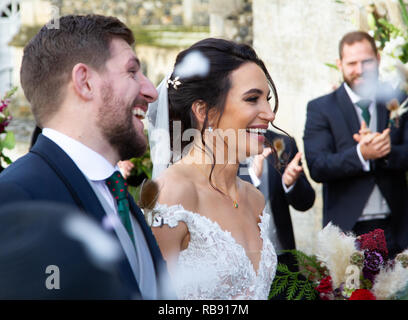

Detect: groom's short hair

[20,15,134,127]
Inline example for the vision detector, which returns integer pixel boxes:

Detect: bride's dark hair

[167,38,290,190]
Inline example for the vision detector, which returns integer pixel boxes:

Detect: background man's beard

[98,86,147,160]
[344,71,379,98]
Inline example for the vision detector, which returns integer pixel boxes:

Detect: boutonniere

[272,137,289,168]
[273,138,285,159]
[138,179,161,226]
[386,97,408,128]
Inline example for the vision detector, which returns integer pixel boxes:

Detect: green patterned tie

[106,171,135,244]
[356,99,372,126]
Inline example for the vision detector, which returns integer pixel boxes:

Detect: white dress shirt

[42,128,158,299]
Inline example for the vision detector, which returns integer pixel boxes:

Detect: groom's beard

[97,83,147,160]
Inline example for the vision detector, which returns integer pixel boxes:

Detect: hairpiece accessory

[166,76,182,90]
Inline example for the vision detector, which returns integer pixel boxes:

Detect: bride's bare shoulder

[154,164,199,210]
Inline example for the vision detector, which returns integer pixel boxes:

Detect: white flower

[383,36,406,57]
[314,222,360,288]
[372,263,408,299]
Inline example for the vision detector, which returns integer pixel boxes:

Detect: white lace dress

[151,203,277,300]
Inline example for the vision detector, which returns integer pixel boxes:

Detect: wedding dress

[151,203,277,300]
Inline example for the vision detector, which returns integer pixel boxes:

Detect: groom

[0,15,172,299]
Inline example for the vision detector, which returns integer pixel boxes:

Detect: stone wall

[6,0,210,140]
[253,0,357,253]
[51,0,209,26]
[209,0,253,45]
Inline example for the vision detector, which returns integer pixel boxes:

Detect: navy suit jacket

[240,131,315,251]
[0,134,172,299]
[303,83,408,248]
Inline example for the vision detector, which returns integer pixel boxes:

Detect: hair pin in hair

[166,76,182,90]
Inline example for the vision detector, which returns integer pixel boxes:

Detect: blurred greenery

[9,24,209,48]
[0,87,18,169]
[369,0,408,64]
[127,131,153,202]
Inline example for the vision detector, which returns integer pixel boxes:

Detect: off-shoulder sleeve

[148,203,189,228]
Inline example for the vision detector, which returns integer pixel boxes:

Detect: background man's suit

[303,83,408,252]
[0,134,171,299]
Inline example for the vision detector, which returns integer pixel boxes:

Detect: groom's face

[337,39,380,97]
[95,38,158,160]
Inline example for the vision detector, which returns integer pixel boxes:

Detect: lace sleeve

[149,203,189,228]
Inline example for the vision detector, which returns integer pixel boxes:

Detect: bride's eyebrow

[242,88,271,96]
[242,88,263,96]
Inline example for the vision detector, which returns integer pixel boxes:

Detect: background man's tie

[356,99,372,126]
[106,171,135,244]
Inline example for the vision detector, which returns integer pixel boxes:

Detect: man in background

[303,31,408,258]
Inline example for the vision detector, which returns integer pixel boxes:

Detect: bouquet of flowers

[0,87,17,171]
[269,223,408,300]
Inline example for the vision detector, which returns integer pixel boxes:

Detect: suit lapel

[376,100,389,132]
[31,135,107,223]
[31,134,143,296]
[336,83,361,135]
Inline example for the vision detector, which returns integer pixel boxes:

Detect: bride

[146,38,278,300]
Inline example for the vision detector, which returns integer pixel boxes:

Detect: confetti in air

[174,50,210,79]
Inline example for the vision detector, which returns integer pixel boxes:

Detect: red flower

[316,276,332,294]
[349,289,376,300]
[356,229,388,260]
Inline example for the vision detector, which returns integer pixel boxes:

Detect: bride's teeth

[246,128,266,134]
[133,108,146,118]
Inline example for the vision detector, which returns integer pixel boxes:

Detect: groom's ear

[71,63,94,101]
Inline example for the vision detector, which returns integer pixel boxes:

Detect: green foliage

[0,131,15,151]
[324,63,339,71]
[3,86,17,99]
[282,249,328,280]
[269,263,318,300]
[360,1,408,64]
[9,24,209,49]
[269,249,326,300]
[360,276,373,290]
[129,141,153,180]
[399,0,408,28]
[127,132,153,202]
[0,87,17,169]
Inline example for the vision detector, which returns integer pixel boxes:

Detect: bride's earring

[208,126,213,132]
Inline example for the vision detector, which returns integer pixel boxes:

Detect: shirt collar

[42,128,118,182]
[344,82,375,105]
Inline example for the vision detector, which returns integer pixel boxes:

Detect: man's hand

[353,120,373,143]
[283,152,303,188]
[252,147,272,178]
[118,160,135,179]
[359,128,391,160]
